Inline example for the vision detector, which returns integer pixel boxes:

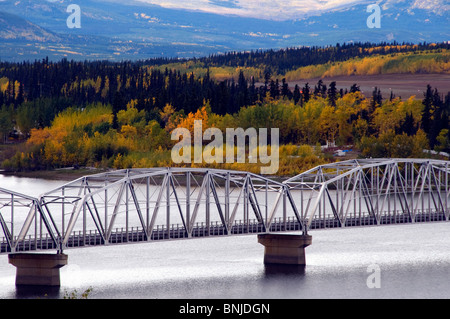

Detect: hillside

[284,50,450,80]
[0,0,448,61]
[0,11,61,42]
[0,42,449,175]
[150,45,450,83]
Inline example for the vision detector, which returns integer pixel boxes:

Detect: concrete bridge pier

[258,233,312,266]
[8,253,68,286]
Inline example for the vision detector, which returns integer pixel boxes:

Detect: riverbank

[0,167,110,181]
[0,166,291,183]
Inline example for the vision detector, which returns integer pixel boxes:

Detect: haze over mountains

[0,0,448,61]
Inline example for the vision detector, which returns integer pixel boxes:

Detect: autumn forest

[0,41,449,176]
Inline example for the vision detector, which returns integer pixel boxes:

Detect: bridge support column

[8,253,68,287]
[258,234,312,265]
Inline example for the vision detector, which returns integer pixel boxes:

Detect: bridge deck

[2,209,446,254]
[1,161,450,253]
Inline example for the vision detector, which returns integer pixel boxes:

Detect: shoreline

[0,167,110,181]
[0,167,290,183]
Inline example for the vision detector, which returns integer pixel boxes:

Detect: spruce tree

[293,84,301,105]
[421,84,433,136]
[302,83,310,103]
[328,81,337,107]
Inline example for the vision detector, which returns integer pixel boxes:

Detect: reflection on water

[1,221,450,299]
[0,175,450,299]
[14,286,61,299]
[263,264,306,277]
[0,174,65,198]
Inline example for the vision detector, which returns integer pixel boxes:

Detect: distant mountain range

[0,0,448,61]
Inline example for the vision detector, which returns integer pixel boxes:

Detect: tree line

[194,41,450,75]
[0,42,449,174]
[0,56,367,137]
[1,80,449,174]
[1,42,448,110]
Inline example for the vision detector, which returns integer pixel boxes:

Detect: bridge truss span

[283,158,450,229]
[1,158,449,254]
[1,168,302,253]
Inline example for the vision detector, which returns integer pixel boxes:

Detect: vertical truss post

[265,180,268,226]
[186,172,191,238]
[166,172,171,239]
[11,194,14,250]
[61,188,65,238]
[446,162,449,220]
[105,186,108,242]
[283,187,287,230]
[145,177,149,238]
[206,172,210,236]
[225,172,230,231]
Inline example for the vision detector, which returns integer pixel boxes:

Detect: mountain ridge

[0,0,448,61]
[0,10,61,42]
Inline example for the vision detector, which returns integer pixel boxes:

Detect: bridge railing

[3,208,447,253]
[283,159,450,228]
[1,160,450,254]
[34,168,304,251]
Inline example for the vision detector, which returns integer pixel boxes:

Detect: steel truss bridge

[1,158,449,254]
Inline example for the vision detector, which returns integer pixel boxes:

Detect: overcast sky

[41,0,448,20]
[133,0,372,20]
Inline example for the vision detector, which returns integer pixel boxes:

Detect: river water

[0,174,449,299]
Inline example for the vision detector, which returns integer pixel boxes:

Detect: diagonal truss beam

[1,159,449,254]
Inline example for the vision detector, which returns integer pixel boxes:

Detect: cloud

[410,0,450,15]
[134,0,371,20]
[208,0,241,9]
